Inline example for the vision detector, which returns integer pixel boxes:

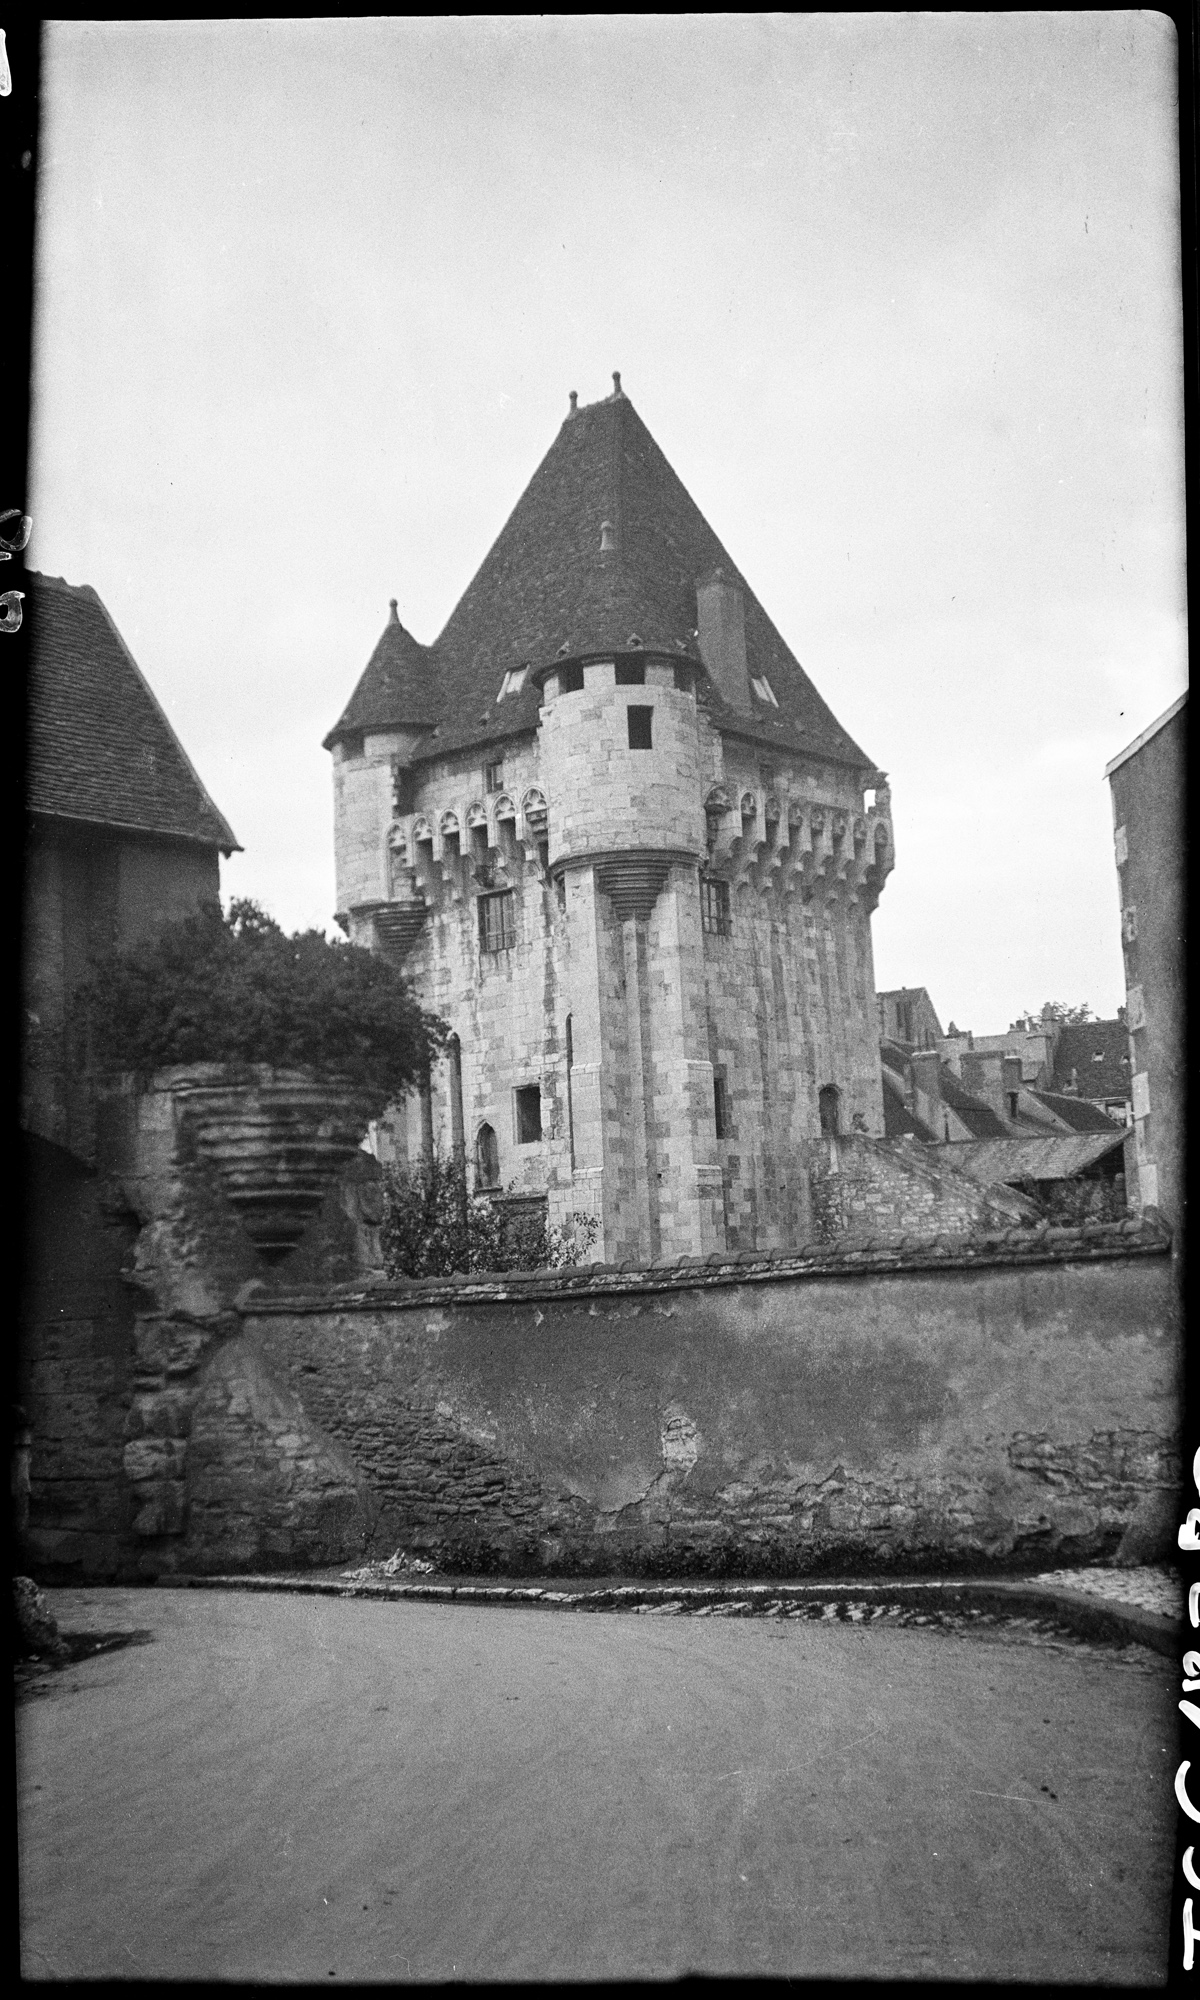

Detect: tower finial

[568,390,578,415]
[388,598,399,623]
[612,370,623,396]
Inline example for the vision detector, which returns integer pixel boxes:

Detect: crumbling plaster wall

[243,1227,1178,1578]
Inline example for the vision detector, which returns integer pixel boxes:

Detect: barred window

[479,890,517,954]
[701,877,731,936]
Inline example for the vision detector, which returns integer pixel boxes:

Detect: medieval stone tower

[326,375,894,1261]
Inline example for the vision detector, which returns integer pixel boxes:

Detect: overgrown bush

[381,1150,600,1277]
[76,897,442,1118]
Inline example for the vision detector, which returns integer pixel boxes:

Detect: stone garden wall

[18,1070,1181,1583]
[229,1221,1179,1578]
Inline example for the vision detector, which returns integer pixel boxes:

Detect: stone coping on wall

[242,1214,1173,1316]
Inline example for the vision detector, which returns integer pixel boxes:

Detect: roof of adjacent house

[937,1067,1009,1138]
[1104,688,1187,778]
[944,1132,1126,1185]
[1048,1021,1131,1105]
[1028,1087,1124,1134]
[325,380,873,770]
[25,572,240,852]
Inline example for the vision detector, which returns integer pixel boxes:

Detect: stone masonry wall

[806,1134,1040,1244]
[230,1220,1179,1580]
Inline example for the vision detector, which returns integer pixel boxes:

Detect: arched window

[818,1085,841,1136]
[475,1122,500,1190]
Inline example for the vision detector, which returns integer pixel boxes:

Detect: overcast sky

[29,13,1185,1030]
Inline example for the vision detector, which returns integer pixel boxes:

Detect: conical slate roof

[323,600,440,746]
[325,381,872,770]
[25,572,240,851]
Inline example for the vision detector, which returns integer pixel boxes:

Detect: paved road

[17,1587,1174,1983]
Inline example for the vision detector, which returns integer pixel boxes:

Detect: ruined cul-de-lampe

[326,375,894,1262]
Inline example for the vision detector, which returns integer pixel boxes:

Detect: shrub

[381,1151,600,1277]
[76,897,443,1118]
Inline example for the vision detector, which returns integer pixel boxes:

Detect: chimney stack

[695,568,751,713]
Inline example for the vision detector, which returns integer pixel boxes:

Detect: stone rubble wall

[806,1134,1039,1244]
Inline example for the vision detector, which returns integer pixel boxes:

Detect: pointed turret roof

[322,599,439,748]
[25,572,240,851]
[325,380,872,770]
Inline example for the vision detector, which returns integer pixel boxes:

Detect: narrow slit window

[713,1067,729,1139]
[627,705,653,750]
[484,759,504,792]
[475,1122,500,1189]
[515,1084,542,1144]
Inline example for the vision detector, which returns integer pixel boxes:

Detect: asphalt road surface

[17,1586,1174,1983]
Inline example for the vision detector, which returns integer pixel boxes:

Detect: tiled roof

[938,1067,1008,1138]
[1028,1088,1123,1134]
[946,1133,1127,1185]
[322,602,440,748]
[25,573,239,851]
[1049,1021,1131,1105]
[325,383,873,769]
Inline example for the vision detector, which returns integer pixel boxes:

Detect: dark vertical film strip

[1166,4,1196,1986]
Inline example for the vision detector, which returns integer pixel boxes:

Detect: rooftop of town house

[1048,1020,1132,1105]
[945,1131,1127,1186]
[324,377,874,771]
[1027,1087,1126,1134]
[936,1066,1009,1138]
[24,572,240,853]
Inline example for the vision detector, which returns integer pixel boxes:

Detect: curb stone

[155,1572,1180,1657]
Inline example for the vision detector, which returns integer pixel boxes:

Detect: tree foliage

[381,1150,599,1278]
[77,898,442,1116]
[1030,1001,1094,1025]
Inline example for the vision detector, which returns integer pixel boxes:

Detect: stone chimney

[695,568,751,713]
[961,1050,1007,1122]
[909,1049,942,1106]
[1001,1055,1023,1116]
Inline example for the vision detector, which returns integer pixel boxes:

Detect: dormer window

[498,665,528,700]
[750,675,778,707]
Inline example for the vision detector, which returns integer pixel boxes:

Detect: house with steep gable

[326,376,895,1263]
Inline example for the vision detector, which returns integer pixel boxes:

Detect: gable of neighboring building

[25,572,239,851]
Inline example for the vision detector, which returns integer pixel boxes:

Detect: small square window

[750,675,778,707]
[713,1068,729,1139]
[628,705,653,750]
[485,759,504,792]
[615,661,645,686]
[515,1084,542,1144]
[558,662,585,693]
[498,666,528,700]
[701,877,731,936]
[479,890,516,954]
